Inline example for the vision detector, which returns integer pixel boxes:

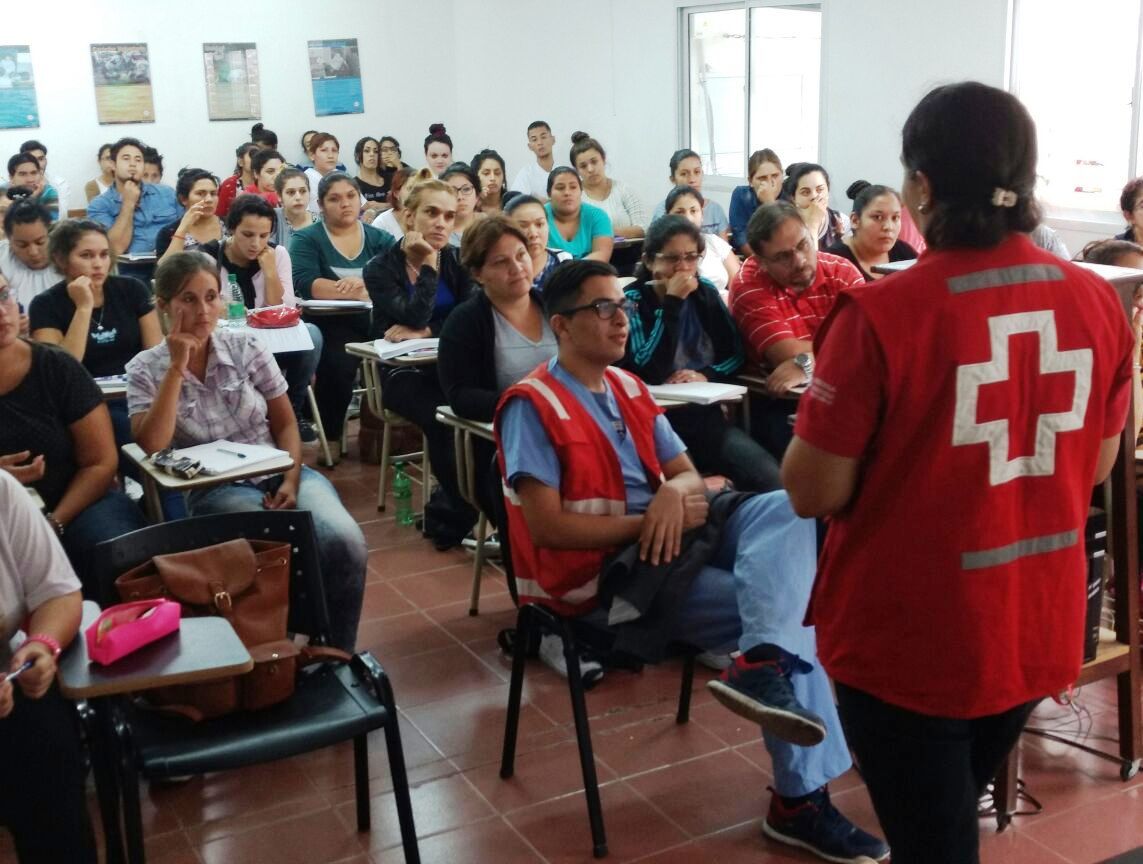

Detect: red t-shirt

[728,251,864,366]
[795,233,1134,718]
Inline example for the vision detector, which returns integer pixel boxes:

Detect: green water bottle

[227,273,246,327]
[392,462,414,526]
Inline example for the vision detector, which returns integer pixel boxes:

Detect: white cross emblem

[952,311,1092,486]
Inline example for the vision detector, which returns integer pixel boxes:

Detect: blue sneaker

[707,653,827,746]
[764,787,890,863]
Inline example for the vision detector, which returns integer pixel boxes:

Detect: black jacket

[437,288,547,423]
[619,275,744,384]
[363,242,472,338]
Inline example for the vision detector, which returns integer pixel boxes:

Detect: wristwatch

[44,511,65,538]
[793,353,814,377]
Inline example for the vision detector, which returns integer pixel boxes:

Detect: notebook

[645,382,748,405]
[373,337,439,360]
[166,440,292,476]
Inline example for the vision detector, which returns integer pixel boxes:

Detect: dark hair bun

[570,131,589,144]
[846,179,870,201]
[429,123,447,136]
[785,162,806,178]
[251,122,264,134]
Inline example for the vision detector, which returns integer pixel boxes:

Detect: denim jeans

[275,323,324,418]
[61,487,148,598]
[107,398,187,521]
[665,404,782,493]
[186,466,367,651]
[651,491,852,796]
[310,312,368,435]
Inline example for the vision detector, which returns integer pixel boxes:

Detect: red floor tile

[196,807,366,864]
[367,544,469,581]
[354,611,456,660]
[389,563,507,610]
[358,580,417,619]
[463,737,618,813]
[1020,785,1143,862]
[383,645,508,707]
[406,816,544,864]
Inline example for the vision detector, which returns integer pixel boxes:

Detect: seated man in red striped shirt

[729,201,864,457]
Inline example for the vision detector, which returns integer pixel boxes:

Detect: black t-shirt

[29,275,155,377]
[357,177,387,203]
[199,240,262,308]
[824,238,918,282]
[0,341,104,510]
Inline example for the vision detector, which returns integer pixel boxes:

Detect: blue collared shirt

[87,183,182,254]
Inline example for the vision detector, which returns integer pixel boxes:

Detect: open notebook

[645,382,748,405]
[373,337,439,360]
[166,440,292,476]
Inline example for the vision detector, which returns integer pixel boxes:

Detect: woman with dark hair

[472,149,507,215]
[780,162,847,251]
[665,185,739,293]
[650,148,729,238]
[0,200,63,315]
[289,172,395,462]
[504,194,570,290]
[570,132,645,239]
[353,136,387,207]
[364,176,476,547]
[127,252,366,651]
[729,148,782,255]
[378,135,408,201]
[155,169,223,260]
[297,130,318,168]
[825,180,917,282]
[303,133,343,215]
[544,167,613,261]
[247,148,284,206]
[250,122,277,149]
[271,167,316,248]
[83,143,115,203]
[783,81,1136,864]
[1117,177,1143,244]
[215,142,260,217]
[424,124,453,176]
[441,162,482,247]
[620,215,779,492]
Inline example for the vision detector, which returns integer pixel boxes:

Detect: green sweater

[287,221,395,299]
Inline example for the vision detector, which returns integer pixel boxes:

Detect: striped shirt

[728,252,864,366]
[126,328,288,449]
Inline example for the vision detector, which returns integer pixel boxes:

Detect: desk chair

[305,383,334,466]
[90,511,420,864]
[493,468,696,859]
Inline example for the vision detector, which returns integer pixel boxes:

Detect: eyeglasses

[656,251,701,265]
[557,298,631,320]
[761,236,814,267]
[451,184,476,197]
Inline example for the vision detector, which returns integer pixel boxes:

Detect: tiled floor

[4,439,1143,863]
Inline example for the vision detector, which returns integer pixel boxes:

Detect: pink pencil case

[86,599,181,666]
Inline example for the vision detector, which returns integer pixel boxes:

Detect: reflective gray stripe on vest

[947,264,1065,295]
[961,529,1077,570]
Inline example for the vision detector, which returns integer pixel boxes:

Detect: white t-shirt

[50,174,71,217]
[372,208,405,241]
[510,161,552,199]
[699,233,733,292]
[0,470,81,666]
[0,240,64,309]
[583,179,646,230]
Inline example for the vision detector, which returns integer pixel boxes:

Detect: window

[683,2,822,179]
[1011,0,1143,215]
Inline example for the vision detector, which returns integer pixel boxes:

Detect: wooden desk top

[59,602,252,699]
[121,443,295,491]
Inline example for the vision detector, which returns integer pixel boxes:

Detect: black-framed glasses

[557,298,631,320]
[656,251,701,265]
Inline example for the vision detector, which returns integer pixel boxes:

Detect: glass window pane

[748,6,821,169]
[688,8,747,177]
[1012,0,1140,213]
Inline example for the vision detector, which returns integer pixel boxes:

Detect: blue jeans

[186,466,367,652]
[275,323,323,418]
[654,491,852,796]
[108,398,187,521]
[63,488,149,599]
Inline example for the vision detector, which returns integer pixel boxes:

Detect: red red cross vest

[493,363,664,616]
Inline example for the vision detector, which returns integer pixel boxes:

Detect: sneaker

[462,530,501,558]
[707,654,826,746]
[763,787,890,863]
[538,632,604,689]
[298,419,318,443]
[123,477,144,502]
[696,650,733,671]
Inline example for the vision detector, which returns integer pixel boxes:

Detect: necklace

[93,305,107,332]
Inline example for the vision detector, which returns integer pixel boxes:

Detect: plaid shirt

[728,252,864,367]
[126,328,288,449]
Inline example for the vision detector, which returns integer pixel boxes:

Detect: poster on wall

[0,45,40,129]
[203,43,261,121]
[307,39,363,116]
[90,43,154,124]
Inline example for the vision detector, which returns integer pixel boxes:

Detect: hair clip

[991,188,1018,208]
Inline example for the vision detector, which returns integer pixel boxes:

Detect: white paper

[296,298,372,309]
[244,321,314,354]
[372,337,439,360]
[646,382,748,405]
[168,440,291,476]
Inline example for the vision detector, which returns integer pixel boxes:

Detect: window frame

[678,0,825,186]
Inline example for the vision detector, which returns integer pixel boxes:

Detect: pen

[217,448,247,459]
[3,659,34,684]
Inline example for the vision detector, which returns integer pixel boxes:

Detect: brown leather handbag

[115,538,340,720]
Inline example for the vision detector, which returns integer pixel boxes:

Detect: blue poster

[307,39,363,116]
[0,45,40,129]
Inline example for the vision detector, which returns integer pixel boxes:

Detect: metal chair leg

[501,606,532,779]
[468,512,488,616]
[307,385,333,468]
[561,621,608,858]
[677,654,695,725]
[378,419,393,511]
[353,734,371,831]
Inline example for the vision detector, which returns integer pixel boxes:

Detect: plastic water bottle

[226,273,246,328]
[392,462,414,526]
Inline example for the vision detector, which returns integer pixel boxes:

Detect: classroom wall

[7,0,1103,251]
